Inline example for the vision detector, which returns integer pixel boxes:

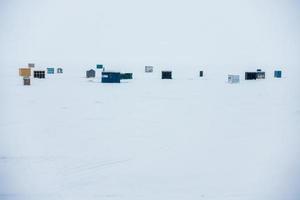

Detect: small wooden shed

[19,68,31,77]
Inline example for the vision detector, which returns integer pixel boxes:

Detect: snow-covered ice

[0,66,300,200]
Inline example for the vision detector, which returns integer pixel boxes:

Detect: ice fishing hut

[102,72,121,83]
[34,70,45,78]
[199,71,204,77]
[274,70,282,78]
[162,71,172,79]
[57,68,63,73]
[145,66,153,73]
[96,64,103,69]
[23,77,30,85]
[47,68,55,74]
[28,63,35,68]
[228,75,240,83]
[256,70,265,79]
[120,73,133,80]
[245,72,257,80]
[86,69,96,78]
[19,68,31,77]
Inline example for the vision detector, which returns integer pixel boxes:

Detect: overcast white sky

[0,0,299,69]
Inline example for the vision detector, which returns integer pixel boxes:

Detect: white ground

[0,66,300,200]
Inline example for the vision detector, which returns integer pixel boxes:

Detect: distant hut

[228,75,240,83]
[57,68,63,73]
[28,63,35,68]
[162,71,172,79]
[96,64,103,69]
[245,72,257,80]
[145,66,153,73]
[23,77,30,85]
[86,69,96,78]
[256,71,265,79]
[47,68,55,74]
[34,70,45,79]
[120,73,133,80]
[199,71,204,77]
[274,70,282,78]
[19,68,31,77]
[102,72,121,83]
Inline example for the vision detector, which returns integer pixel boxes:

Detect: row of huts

[86,70,133,83]
[19,63,283,85]
[86,65,282,84]
[86,64,133,83]
[19,63,63,85]
[86,65,202,83]
[228,69,282,83]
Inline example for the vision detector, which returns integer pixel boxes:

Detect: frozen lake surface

[0,67,300,200]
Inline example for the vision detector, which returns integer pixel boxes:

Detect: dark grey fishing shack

[199,71,204,77]
[256,69,265,79]
[86,69,96,78]
[245,72,257,80]
[162,71,172,79]
[120,73,133,80]
[34,70,45,79]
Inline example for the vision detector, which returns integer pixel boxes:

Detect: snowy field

[0,66,300,200]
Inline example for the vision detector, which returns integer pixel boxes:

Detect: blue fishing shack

[47,68,55,74]
[102,72,121,83]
